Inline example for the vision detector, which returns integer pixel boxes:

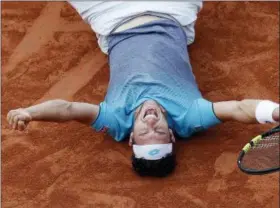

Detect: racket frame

[237,125,280,175]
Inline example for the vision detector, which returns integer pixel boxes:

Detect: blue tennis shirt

[92,19,221,141]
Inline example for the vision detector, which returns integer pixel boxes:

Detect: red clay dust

[1,2,279,208]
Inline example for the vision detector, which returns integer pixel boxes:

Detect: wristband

[255,100,279,124]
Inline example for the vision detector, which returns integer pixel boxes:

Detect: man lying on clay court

[7,1,280,177]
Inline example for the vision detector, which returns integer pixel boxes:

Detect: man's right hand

[272,107,279,122]
[7,108,32,131]
[6,100,100,131]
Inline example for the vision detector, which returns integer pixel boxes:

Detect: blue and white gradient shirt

[92,19,221,141]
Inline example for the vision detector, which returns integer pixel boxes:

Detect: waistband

[110,11,183,34]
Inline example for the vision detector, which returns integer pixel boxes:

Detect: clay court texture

[1,2,279,208]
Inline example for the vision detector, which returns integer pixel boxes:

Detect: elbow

[51,99,71,107]
[238,99,254,112]
[52,99,72,109]
[235,99,256,123]
[51,99,69,104]
[238,100,247,110]
[51,99,72,120]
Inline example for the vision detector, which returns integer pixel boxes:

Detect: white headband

[133,144,173,160]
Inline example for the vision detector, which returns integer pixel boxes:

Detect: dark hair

[131,153,176,177]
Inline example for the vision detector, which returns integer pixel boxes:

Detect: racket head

[237,125,280,175]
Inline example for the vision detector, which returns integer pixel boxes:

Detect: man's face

[130,100,175,145]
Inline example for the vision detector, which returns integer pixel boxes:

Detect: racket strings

[242,132,279,170]
[253,134,279,149]
[263,136,279,142]
[253,143,279,149]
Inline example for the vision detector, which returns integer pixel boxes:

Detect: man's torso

[92,19,220,141]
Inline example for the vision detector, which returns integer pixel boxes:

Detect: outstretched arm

[7,99,99,130]
[213,99,279,124]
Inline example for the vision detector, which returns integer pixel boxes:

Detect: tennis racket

[237,125,280,175]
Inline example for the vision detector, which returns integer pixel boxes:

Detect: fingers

[7,110,13,126]
[12,115,19,129]
[7,110,16,127]
[6,109,30,130]
[18,121,26,131]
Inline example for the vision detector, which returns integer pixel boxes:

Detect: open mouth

[144,108,158,118]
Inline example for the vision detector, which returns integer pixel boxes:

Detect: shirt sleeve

[91,102,117,139]
[91,102,127,141]
[186,98,222,134]
[197,98,222,129]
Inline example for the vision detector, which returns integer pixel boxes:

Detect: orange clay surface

[1,2,279,208]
